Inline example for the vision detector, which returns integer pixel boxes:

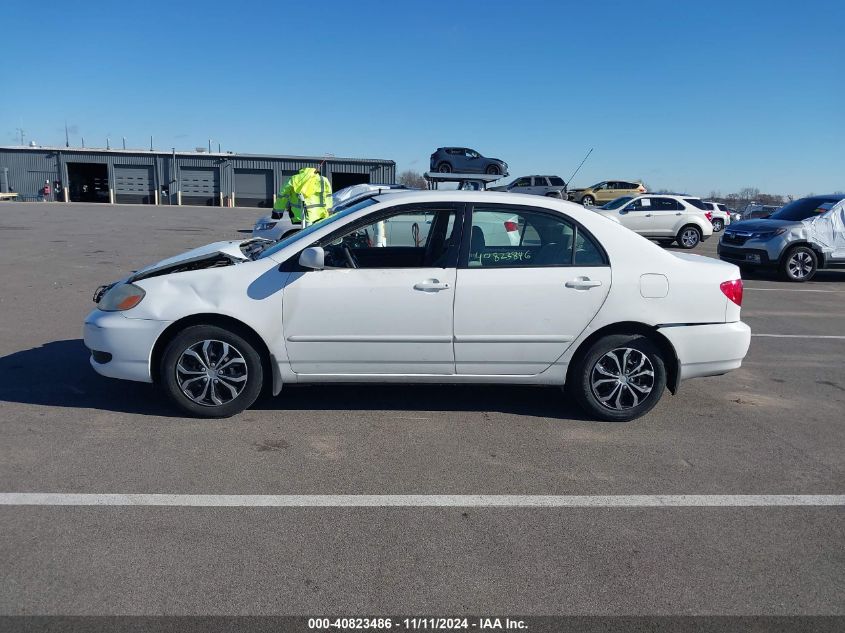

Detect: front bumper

[658,321,751,380]
[718,233,790,267]
[83,310,172,383]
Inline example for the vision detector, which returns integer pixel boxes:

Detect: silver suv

[718,195,845,281]
[489,175,567,198]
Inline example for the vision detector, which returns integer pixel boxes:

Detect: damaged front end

[93,238,274,303]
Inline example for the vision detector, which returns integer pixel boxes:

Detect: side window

[548,177,565,186]
[512,177,531,188]
[652,197,680,211]
[465,207,576,268]
[533,177,549,187]
[318,207,459,269]
[627,198,652,211]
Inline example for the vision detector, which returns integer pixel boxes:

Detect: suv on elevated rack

[489,175,568,198]
[429,147,508,176]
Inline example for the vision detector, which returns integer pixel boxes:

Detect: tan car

[568,180,646,206]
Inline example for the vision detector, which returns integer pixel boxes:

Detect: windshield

[256,198,378,259]
[770,198,835,222]
[601,196,633,210]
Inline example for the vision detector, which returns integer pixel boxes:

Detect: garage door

[234,169,273,208]
[181,167,220,206]
[114,165,155,204]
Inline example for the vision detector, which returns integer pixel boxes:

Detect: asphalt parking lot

[0,202,843,618]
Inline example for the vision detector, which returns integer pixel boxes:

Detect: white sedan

[84,191,751,422]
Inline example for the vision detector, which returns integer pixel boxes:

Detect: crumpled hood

[129,240,252,280]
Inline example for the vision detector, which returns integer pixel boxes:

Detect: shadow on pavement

[0,340,591,421]
[0,339,172,417]
[256,384,592,421]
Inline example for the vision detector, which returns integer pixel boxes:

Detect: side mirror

[298,246,325,270]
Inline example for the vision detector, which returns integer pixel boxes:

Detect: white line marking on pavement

[0,494,842,508]
[752,334,845,339]
[745,287,844,293]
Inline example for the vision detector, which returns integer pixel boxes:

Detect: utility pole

[122,137,126,150]
[64,121,69,147]
[15,127,25,146]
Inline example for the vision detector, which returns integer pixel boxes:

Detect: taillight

[504,220,519,232]
[720,279,743,306]
[705,211,712,221]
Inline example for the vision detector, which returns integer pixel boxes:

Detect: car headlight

[254,221,278,232]
[98,283,146,311]
[751,228,787,239]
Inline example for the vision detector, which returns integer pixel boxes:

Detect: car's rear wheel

[160,325,264,418]
[780,245,817,282]
[712,219,724,231]
[437,162,452,173]
[656,239,675,247]
[581,195,595,206]
[677,225,701,249]
[569,334,667,422]
[485,165,500,175]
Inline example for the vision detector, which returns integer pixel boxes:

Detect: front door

[453,204,611,375]
[283,204,462,375]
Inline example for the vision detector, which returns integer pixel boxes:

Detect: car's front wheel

[780,245,817,282]
[569,334,667,422]
[677,225,702,249]
[160,325,264,418]
[581,195,595,206]
[485,165,500,175]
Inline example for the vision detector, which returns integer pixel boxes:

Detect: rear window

[770,198,838,222]
[684,198,707,210]
[549,177,565,186]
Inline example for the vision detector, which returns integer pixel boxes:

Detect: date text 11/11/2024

[308,617,528,630]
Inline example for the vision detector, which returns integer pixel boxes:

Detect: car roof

[372,190,574,207]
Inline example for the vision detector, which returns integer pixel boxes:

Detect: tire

[485,164,500,175]
[545,192,562,198]
[656,239,675,247]
[581,195,595,206]
[779,245,817,282]
[160,324,264,418]
[677,225,701,249]
[712,219,724,232]
[437,162,452,173]
[569,334,667,422]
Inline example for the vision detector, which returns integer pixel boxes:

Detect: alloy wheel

[590,347,655,411]
[788,251,814,279]
[176,339,248,406]
[681,228,700,247]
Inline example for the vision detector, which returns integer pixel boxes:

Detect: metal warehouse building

[0,147,395,208]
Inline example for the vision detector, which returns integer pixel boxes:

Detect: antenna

[565,148,593,189]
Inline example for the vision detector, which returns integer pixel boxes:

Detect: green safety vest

[275,168,333,223]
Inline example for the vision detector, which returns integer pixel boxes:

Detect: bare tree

[397,170,428,190]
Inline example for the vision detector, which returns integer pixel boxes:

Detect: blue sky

[2,0,842,196]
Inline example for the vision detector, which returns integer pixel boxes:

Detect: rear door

[531,176,549,195]
[453,204,611,375]
[650,197,686,236]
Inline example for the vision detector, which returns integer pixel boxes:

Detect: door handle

[675,212,682,215]
[565,277,602,290]
[644,213,652,217]
[414,279,450,292]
